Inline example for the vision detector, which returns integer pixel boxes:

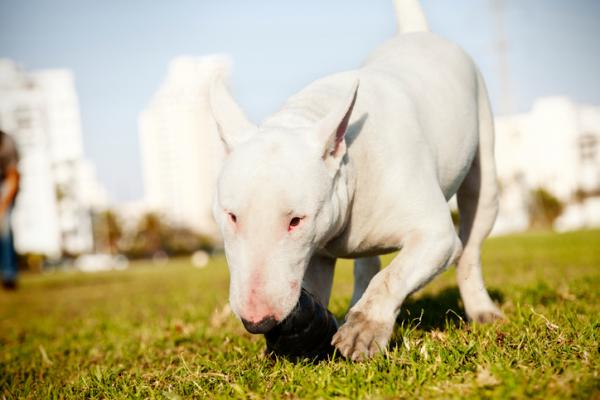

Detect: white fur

[211,0,502,359]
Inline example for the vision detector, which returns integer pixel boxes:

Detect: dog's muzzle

[241,316,278,334]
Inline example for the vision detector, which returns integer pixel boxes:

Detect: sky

[1,0,599,202]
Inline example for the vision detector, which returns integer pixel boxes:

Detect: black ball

[264,288,339,360]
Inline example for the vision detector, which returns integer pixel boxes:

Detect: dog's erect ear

[314,80,359,173]
[210,78,257,153]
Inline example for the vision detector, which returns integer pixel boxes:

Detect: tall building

[0,59,105,257]
[139,55,229,239]
[493,97,600,234]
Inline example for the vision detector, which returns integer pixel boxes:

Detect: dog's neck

[324,155,356,246]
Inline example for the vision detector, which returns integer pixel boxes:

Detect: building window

[14,106,32,130]
[579,133,598,162]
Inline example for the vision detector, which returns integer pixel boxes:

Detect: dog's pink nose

[241,316,278,334]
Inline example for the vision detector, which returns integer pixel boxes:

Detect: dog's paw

[331,311,393,361]
[468,306,504,324]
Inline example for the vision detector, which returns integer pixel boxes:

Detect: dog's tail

[393,0,429,34]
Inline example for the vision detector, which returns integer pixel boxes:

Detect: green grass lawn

[1,230,599,399]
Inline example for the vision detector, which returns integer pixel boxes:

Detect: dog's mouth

[241,316,279,334]
[239,283,304,334]
[239,289,339,359]
[239,290,304,335]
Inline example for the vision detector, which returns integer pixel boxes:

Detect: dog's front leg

[350,257,381,308]
[332,226,462,361]
[302,254,336,307]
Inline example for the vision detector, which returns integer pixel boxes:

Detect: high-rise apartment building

[0,59,105,257]
[139,56,229,239]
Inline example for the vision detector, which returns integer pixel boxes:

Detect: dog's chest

[319,222,403,259]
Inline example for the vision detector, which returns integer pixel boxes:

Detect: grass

[1,230,599,399]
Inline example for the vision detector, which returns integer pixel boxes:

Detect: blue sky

[1,0,599,201]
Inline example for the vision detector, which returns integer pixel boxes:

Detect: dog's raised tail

[393,0,429,34]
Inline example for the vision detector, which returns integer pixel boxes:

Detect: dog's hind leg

[350,257,381,308]
[455,72,503,323]
[303,254,336,307]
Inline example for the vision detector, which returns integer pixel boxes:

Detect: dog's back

[266,9,482,202]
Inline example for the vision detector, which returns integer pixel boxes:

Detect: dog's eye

[288,217,303,232]
[228,212,237,224]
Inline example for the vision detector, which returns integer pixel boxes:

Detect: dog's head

[210,78,358,333]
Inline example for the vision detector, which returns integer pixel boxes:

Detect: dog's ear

[314,80,359,173]
[210,78,256,154]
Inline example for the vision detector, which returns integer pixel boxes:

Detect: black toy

[264,288,339,360]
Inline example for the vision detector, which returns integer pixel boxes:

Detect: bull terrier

[210,0,503,361]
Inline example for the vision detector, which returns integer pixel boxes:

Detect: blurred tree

[164,226,214,256]
[90,210,215,259]
[120,212,215,259]
[528,188,564,230]
[137,212,165,256]
[92,210,123,254]
[16,252,45,273]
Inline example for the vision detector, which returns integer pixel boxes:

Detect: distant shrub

[17,252,46,273]
[528,188,564,230]
[120,212,215,259]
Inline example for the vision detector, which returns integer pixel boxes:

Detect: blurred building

[0,59,107,258]
[139,55,228,239]
[493,97,600,234]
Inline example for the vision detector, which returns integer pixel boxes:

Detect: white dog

[210,0,502,361]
